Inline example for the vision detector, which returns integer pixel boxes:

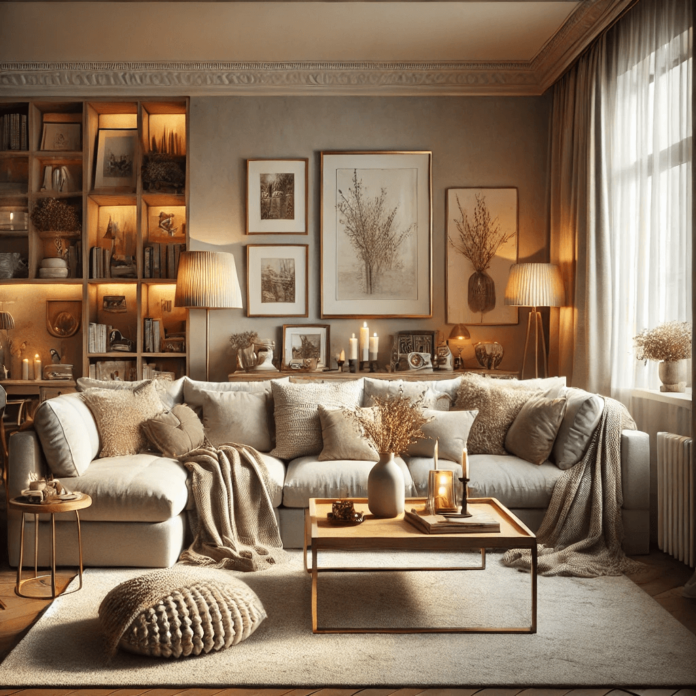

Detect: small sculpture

[250,340,279,372]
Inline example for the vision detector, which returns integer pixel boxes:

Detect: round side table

[9,493,92,599]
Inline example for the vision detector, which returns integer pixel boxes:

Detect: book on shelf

[143,318,161,353]
[143,243,185,280]
[89,322,118,354]
[0,113,27,151]
[404,507,501,534]
[90,246,112,279]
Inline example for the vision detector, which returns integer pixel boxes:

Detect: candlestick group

[345,322,378,370]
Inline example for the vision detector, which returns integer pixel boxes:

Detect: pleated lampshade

[0,311,15,330]
[504,263,565,308]
[175,251,243,309]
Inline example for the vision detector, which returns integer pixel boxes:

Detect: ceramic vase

[658,360,686,393]
[368,452,405,518]
[468,270,496,314]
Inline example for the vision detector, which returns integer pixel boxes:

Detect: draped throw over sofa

[7,374,650,568]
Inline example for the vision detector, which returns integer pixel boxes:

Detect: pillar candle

[349,334,358,360]
[462,447,470,478]
[339,349,345,362]
[433,438,439,469]
[360,322,369,361]
[369,333,379,360]
[34,354,42,381]
[22,358,29,380]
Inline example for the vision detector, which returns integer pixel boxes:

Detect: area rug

[1,550,695,688]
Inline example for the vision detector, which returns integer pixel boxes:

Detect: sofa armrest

[7,430,49,500]
[621,429,649,510]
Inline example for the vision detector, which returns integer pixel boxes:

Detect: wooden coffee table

[304,496,537,634]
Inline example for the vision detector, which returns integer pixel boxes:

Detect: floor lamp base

[521,308,548,380]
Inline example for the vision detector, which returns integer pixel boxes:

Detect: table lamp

[175,251,243,381]
[448,323,470,370]
[504,263,565,378]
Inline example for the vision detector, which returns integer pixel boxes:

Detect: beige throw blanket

[503,397,643,577]
[179,443,286,572]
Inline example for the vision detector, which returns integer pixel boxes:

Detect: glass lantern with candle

[425,439,458,514]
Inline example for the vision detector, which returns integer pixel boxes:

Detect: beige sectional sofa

[7,374,651,568]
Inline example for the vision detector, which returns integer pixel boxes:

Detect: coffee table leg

[33,512,39,578]
[50,513,57,599]
[75,510,84,591]
[16,512,26,594]
[531,544,537,634]
[311,546,318,633]
[303,509,311,574]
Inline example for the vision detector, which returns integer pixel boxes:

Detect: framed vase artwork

[446,187,518,325]
[94,129,138,190]
[246,244,308,317]
[247,159,308,234]
[282,324,330,369]
[321,151,432,318]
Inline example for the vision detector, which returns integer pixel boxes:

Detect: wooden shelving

[0,97,190,381]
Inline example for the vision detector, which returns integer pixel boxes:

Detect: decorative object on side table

[633,320,692,393]
[249,340,279,372]
[229,331,259,372]
[394,330,436,371]
[346,394,431,518]
[474,341,504,369]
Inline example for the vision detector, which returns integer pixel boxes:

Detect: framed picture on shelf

[246,244,308,317]
[247,159,308,235]
[320,151,432,318]
[282,324,331,370]
[94,129,138,189]
[41,122,81,152]
[446,187,518,326]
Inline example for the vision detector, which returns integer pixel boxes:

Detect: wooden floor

[1,478,695,692]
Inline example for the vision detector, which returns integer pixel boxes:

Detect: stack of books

[90,246,111,279]
[88,322,112,353]
[405,507,500,534]
[143,317,161,353]
[143,243,185,279]
[1,112,28,151]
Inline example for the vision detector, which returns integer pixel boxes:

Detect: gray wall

[188,95,552,380]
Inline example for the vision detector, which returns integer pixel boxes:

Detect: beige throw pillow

[454,374,536,455]
[143,404,205,458]
[407,409,478,462]
[505,393,567,465]
[318,406,379,462]
[270,380,363,459]
[202,390,273,452]
[82,381,165,458]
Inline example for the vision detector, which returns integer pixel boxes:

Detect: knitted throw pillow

[142,404,205,458]
[454,375,536,455]
[82,381,164,458]
[270,379,363,459]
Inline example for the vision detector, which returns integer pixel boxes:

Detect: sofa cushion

[183,376,289,414]
[77,377,185,409]
[257,453,286,508]
[202,390,273,452]
[503,376,567,397]
[143,404,206,458]
[363,376,462,407]
[34,392,100,477]
[282,455,416,508]
[318,405,379,462]
[553,388,604,470]
[505,393,567,465]
[57,453,189,522]
[407,408,478,462]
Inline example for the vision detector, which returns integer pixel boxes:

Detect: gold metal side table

[9,493,92,599]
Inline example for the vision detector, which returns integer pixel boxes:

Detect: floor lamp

[175,251,243,381]
[504,263,565,379]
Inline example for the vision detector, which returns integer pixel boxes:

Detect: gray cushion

[143,404,205,458]
[363,376,462,407]
[34,392,100,477]
[318,405,379,462]
[505,393,567,465]
[552,388,604,470]
[407,408,478,462]
[282,455,416,508]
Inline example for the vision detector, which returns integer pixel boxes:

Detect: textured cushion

[57,453,189,522]
[143,404,205,458]
[77,376,185,409]
[318,405,379,462]
[553,388,604,470]
[82,381,165,458]
[99,568,266,657]
[407,408,478,462]
[34,393,100,477]
[282,455,416,508]
[504,376,567,397]
[505,394,567,465]
[202,390,272,452]
[455,374,536,455]
[270,380,363,459]
[363,376,461,406]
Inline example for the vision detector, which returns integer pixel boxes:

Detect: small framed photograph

[94,129,138,190]
[247,244,308,317]
[247,159,308,234]
[282,324,331,369]
[41,122,81,152]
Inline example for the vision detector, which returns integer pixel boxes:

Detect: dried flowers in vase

[229,331,259,372]
[633,321,692,363]
[30,198,81,233]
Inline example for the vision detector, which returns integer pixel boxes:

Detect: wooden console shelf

[228,369,520,382]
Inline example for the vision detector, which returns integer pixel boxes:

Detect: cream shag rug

[1,550,695,688]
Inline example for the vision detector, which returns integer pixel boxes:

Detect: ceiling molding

[0,0,635,97]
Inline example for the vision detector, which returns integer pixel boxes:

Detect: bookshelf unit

[0,97,189,382]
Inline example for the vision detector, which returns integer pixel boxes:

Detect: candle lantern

[427,469,457,514]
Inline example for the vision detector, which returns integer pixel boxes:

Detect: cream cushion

[553,388,604,470]
[34,393,100,477]
[202,390,273,452]
[282,455,416,508]
[183,376,288,413]
[77,376,185,409]
[407,408,478,462]
[504,376,567,397]
[363,376,462,406]
[317,405,379,462]
[505,394,567,465]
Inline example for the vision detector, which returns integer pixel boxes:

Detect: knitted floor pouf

[98,567,267,658]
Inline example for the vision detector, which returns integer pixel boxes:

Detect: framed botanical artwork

[446,187,518,325]
[94,129,138,190]
[321,151,432,318]
[41,122,81,152]
[282,324,331,369]
[246,244,308,317]
[247,159,308,234]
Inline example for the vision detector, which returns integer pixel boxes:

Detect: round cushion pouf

[98,567,267,658]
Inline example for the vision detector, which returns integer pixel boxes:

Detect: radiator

[657,432,694,567]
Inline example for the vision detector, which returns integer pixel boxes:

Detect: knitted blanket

[178,443,286,572]
[503,397,643,577]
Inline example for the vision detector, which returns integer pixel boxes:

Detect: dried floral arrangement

[346,394,432,455]
[634,321,692,362]
[30,198,81,233]
[229,331,259,352]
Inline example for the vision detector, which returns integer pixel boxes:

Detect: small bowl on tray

[327,511,365,526]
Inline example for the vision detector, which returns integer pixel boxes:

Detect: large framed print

[446,187,518,325]
[321,151,432,318]
[94,129,138,190]
[246,244,308,317]
[282,324,330,370]
[247,159,308,234]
